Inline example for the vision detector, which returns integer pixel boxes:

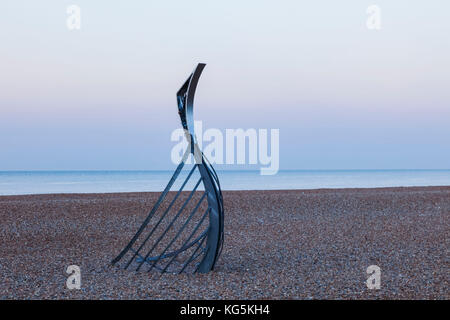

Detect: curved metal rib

[177,63,206,143]
[112,63,224,274]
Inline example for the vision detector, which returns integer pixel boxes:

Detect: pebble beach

[0,186,449,299]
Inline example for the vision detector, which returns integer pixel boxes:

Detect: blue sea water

[0,170,449,196]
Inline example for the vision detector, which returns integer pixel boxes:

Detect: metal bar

[111,149,190,265]
[136,177,203,271]
[194,248,209,273]
[132,255,165,272]
[161,207,209,274]
[192,249,207,269]
[178,232,207,274]
[148,193,207,273]
[134,230,208,262]
[123,164,197,269]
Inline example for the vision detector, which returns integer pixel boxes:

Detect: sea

[0,170,449,196]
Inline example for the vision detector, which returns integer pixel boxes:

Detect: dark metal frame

[112,63,224,274]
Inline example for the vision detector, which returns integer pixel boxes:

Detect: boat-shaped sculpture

[112,63,224,274]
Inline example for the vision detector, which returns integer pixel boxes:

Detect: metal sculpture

[112,63,224,274]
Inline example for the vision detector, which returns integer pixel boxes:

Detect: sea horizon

[1,169,450,196]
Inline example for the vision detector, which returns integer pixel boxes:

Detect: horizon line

[1,169,450,173]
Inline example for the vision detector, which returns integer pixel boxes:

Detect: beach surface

[0,187,448,299]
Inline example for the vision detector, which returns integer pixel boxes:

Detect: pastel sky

[1,1,449,170]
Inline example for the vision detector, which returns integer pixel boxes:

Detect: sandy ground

[0,186,449,299]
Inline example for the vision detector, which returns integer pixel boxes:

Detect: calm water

[0,170,449,195]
